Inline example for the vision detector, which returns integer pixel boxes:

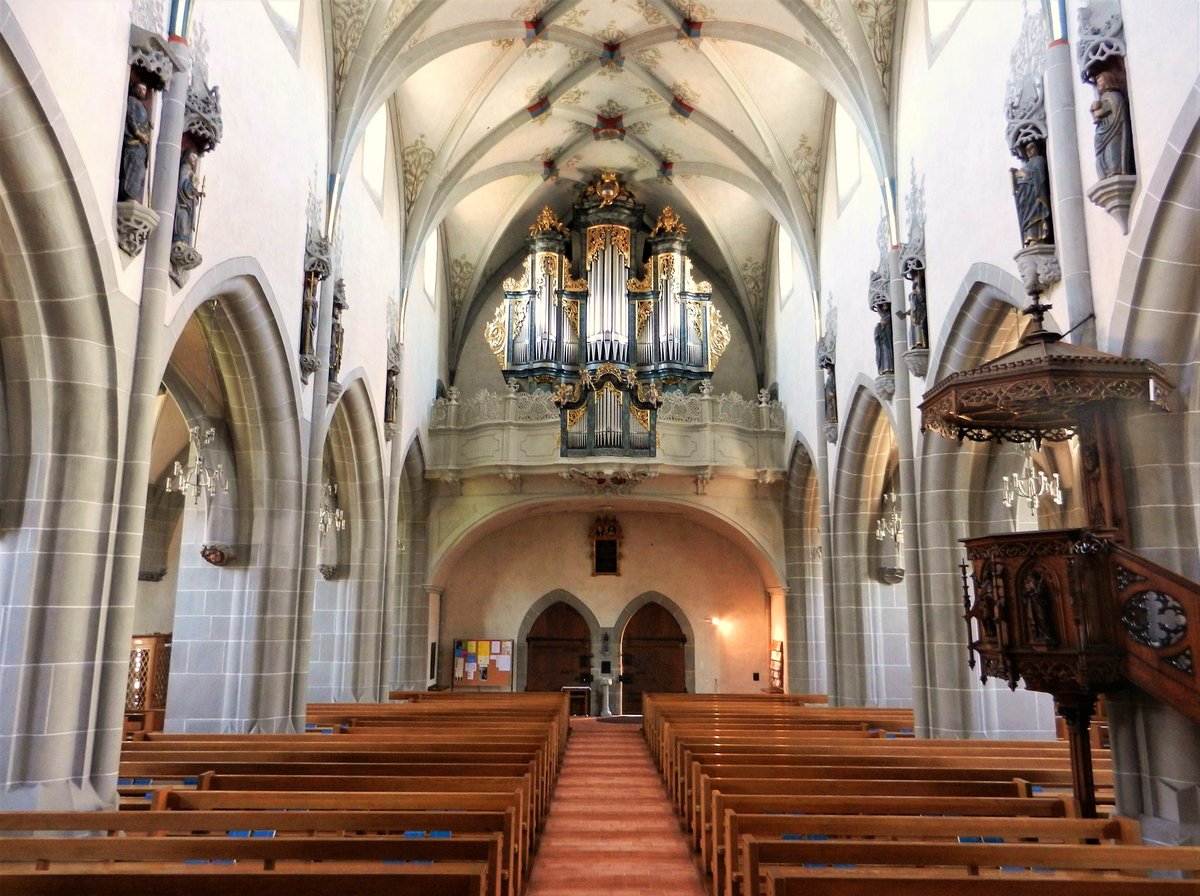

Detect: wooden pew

[0,866,491,896]
[723,812,1138,896]
[155,790,526,896]
[735,818,1147,896]
[695,775,1033,860]
[765,870,1199,896]
[684,760,1095,825]
[0,834,503,896]
[750,841,1200,896]
[706,792,1077,889]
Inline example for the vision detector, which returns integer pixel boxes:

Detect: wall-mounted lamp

[706,616,721,626]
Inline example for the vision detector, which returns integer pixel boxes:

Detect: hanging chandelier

[319,482,345,533]
[874,491,903,545]
[1002,442,1063,514]
[165,424,227,505]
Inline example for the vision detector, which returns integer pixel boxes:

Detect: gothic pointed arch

[156,261,306,734]
[310,373,387,702]
[515,591,602,696]
[0,13,125,809]
[916,265,1058,738]
[392,435,430,690]
[828,379,908,707]
[613,592,696,714]
[783,438,826,695]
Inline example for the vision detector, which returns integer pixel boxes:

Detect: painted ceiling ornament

[331,0,370,95]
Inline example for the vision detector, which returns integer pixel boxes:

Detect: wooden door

[525,601,591,692]
[620,602,686,714]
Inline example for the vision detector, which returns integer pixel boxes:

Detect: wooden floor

[527,717,707,896]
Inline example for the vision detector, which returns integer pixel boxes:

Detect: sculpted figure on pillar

[119,82,153,203]
[1090,69,1135,178]
[173,150,201,245]
[1010,140,1054,246]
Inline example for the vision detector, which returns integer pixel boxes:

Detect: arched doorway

[525,601,591,692]
[620,602,686,714]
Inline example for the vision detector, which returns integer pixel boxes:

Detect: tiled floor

[526,717,708,896]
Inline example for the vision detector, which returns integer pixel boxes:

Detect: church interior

[1,0,1199,887]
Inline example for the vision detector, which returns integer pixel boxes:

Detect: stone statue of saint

[299,280,318,359]
[1010,141,1053,246]
[1091,70,1135,179]
[1023,569,1058,646]
[329,314,344,382]
[907,274,928,349]
[384,367,399,423]
[119,82,153,203]
[874,315,894,375]
[173,150,201,245]
[822,364,837,430]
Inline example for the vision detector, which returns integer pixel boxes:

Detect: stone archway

[613,593,695,715]
[524,601,592,694]
[619,602,687,715]
[783,438,825,695]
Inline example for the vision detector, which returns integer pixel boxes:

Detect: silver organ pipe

[488,184,730,458]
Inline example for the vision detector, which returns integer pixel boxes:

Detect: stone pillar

[813,361,840,704]
[767,586,788,693]
[1042,0,1097,347]
[291,265,340,723]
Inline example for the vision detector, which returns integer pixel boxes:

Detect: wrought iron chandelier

[874,491,903,545]
[319,482,345,534]
[1002,442,1062,514]
[165,424,227,505]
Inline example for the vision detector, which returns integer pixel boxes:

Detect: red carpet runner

[526,717,708,896]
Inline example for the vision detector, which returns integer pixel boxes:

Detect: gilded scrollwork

[484,305,507,362]
[709,307,731,367]
[627,260,653,292]
[529,204,569,237]
[650,205,687,237]
[585,224,631,268]
[658,253,678,290]
[631,405,651,432]
[502,262,531,293]
[510,298,528,341]
[635,300,653,336]
[566,404,588,430]
[538,251,560,282]
[562,298,580,332]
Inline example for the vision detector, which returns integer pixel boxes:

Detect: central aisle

[526,716,708,896]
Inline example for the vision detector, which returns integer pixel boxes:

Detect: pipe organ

[485,172,730,457]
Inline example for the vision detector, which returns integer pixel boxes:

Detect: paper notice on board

[478,651,489,669]
[454,656,465,679]
[465,662,476,680]
[491,640,501,654]
[496,654,512,672]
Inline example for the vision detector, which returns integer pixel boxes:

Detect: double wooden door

[620,602,686,714]
[525,601,591,692]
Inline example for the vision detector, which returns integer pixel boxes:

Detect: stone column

[1042,0,1097,347]
[98,31,192,795]
[291,257,340,723]
[887,244,932,734]
[813,361,840,703]
[767,586,788,692]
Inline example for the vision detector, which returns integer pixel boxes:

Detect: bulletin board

[452,638,514,690]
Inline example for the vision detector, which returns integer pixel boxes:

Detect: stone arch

[827,379,908,707]
[156,262,307,734]
[916,267,1056,738]
[613,591,697,712]
[1105,78,1200,837]
[392,436,430,690]
[783,437,825,695]
[0,14,126,808]
[309,373,387,702]
[513,590,602,696]
[1111,77,1200,578]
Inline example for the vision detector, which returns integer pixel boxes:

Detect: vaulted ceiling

[325,0,901,373]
